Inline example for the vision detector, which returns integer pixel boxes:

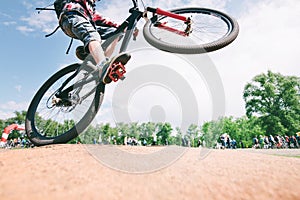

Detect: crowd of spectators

[215,133,300,149]
[218,134,238,149]
[0,137,33,149]
[3,134,299,150]
[252,134,300,149]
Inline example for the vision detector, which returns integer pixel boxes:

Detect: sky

[0,0,299,130]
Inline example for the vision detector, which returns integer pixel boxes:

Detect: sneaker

[100,52,131,84]
[76,46,89,61]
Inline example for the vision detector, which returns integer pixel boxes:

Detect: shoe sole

[102,53,131,84]
[76,46,89,61]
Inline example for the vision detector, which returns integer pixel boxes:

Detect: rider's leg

[104,37,119,58]
[60,14,107,65]
[76,31,119,61]
[60,14,130,84]
[88,40,106,65]
[100,52,131,84]
[88,37,131,84]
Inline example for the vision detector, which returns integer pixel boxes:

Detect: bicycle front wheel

[25,63,105,146]
[143,7,239,54]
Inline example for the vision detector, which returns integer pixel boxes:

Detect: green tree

[116,122,130,144]
[79,125,98,144]
[139,122,156,144]
[234,116,264,148]
[244,71,300,136]
[201,118,224,147]
[0,119,5,138]
[1,111,27,140]
[13,111,26,125]
[157,122,172,145]
[186,124,200,147]
[174,127,183,146]
[128,122,140,139]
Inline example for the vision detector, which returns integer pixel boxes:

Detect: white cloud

[0,12,11,19]
[20,11,58,34]
[0,101,28,120]
[0,110,15,120]
[22,1,35,10]
[3,21,16,26]
[149,0,227,10]
[16,26,34,33]
[15,1,58,34]
[0,101,28,111]
[210,0,300,117]
[97,0,227,25]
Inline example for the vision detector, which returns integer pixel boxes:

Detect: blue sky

[0,0,299,129]
[1,1,73,101]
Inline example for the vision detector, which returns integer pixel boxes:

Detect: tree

[244,71,300,135]
[234,116,264,148]
[79,125,98,144]
[186,124,200,147]
[128,122,140,139]
[174,127,183,146]
[156,123,172,145]
[0,111,27,140]
[116,122,130,144]
[0,119,5,138]
[201,118,225,147]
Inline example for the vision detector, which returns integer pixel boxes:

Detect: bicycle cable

[140,0,146,10]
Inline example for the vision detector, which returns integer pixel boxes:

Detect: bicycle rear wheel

[143,7,239,54]
[25,63,105,146]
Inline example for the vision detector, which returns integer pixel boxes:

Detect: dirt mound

[0,145,299,200]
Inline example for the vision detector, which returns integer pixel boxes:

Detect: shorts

[60,13,101,53]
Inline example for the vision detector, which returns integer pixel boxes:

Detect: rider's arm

[92,12,119,28]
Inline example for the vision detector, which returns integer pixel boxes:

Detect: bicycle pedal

[108,62,126,82]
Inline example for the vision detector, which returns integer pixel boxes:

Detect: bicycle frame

[56,0,192,103]
[102,0,192,53]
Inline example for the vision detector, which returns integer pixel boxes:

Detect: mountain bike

[25,0,239,146]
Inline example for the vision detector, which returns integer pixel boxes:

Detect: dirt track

[0,145,299,200]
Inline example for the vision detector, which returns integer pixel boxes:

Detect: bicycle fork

[147,7,192,36]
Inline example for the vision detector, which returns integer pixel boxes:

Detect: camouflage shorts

[60,13,101,52]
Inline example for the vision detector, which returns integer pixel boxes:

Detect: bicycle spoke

[144,7,238,53]
[32,65,100,139]
[151,12,231,46]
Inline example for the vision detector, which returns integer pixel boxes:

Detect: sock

[96,57,109,68]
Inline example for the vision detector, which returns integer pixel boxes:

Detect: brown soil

[0,145,299,200]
